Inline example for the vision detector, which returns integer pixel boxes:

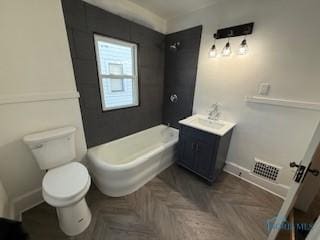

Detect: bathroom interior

[0,0,320,239]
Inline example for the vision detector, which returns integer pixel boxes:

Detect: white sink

[179,114,236,136]
[191,118,225,130]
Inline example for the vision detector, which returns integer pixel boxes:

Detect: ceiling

[128,0,219,20]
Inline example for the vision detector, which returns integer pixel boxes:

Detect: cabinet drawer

[179,125,218,144]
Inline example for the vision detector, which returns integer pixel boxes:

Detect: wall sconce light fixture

[239,37,249,55]
[209,22,254,58]
[222,39,232,57]
[208,38,218,58]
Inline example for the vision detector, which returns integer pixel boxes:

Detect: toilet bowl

[23,127,92,236]
[42,162,91,236]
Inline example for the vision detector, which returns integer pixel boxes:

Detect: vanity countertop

[179,114,236,136]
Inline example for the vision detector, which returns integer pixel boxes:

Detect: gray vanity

[177,115,235,183]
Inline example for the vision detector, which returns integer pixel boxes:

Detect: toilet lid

[43,162,90,200]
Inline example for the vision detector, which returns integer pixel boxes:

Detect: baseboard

[223,161,289,199]
[12,187,44,220]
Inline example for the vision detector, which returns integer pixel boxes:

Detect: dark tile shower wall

[61,0,165,147]
[163,26,202,128]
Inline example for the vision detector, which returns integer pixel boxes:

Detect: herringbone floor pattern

[23,165,282,240]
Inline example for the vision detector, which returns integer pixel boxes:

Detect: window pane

[110,79,124,92]
[109,63,123,75]
[102,78,137,109]
[94,34,139,111]
[97,40,133,76]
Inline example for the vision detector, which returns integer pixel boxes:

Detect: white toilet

[23,126,91,236]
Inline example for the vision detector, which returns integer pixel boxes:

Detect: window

[108,64,124,92]
[94,34,139,111]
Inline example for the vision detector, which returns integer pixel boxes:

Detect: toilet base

[56,198,91,236]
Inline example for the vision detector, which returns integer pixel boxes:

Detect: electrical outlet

[258,83,270,95]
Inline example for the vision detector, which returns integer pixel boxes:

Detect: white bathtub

[87,125,179,197]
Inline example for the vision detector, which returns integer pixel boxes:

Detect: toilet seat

[42,162,90,207]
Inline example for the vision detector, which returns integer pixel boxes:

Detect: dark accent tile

[85,4,131,41]
[73,59,99,85]
[164,68,196,89]
[140,67,164,87]
[130,23,164,47]
[73,30,95,60]
[140,84,163,109]
[79,85,101,111]
[166,26,203,42]
[61,0,87,31]
[139,45,162,68]
[165,50,199,70]
[163,26,202,128]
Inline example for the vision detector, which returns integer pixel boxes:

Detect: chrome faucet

[208,103,220,121]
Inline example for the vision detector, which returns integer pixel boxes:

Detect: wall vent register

[252,158,280,182]
[94,34,139,111]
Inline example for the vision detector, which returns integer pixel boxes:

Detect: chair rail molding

[0,91,80,105]
[245,96,320,111]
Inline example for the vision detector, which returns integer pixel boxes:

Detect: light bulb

[222,42,232,57]
[239,39,249,55]
[208,44,217,58]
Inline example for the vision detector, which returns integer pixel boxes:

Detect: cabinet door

[178,134,196,169]
[194,140,214,179]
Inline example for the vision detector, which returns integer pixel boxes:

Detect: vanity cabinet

[177,124,233,183]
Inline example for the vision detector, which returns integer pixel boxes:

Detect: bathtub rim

[87,125,179,171]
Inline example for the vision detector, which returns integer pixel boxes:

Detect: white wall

[0,180,9,218]
[167,0,320,188]
[0,0,87,213]
[83,0,166,33]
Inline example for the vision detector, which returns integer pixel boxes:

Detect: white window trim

[94,34,139,111]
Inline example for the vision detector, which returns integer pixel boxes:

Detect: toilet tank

[23,126,76,170]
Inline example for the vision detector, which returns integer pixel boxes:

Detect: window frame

[93,34,139,111]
